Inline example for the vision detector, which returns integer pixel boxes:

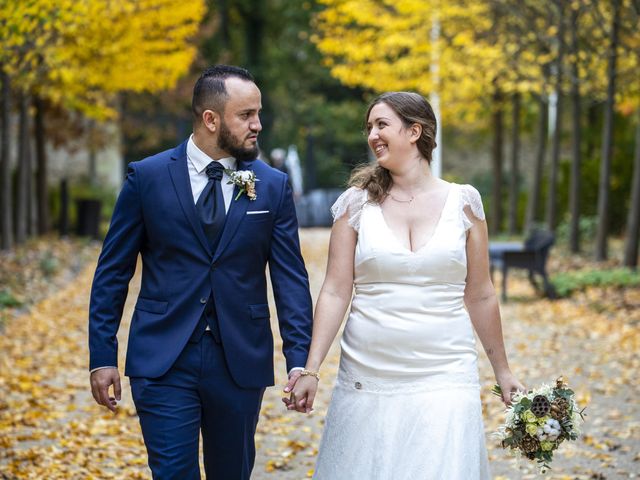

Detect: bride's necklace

[389,193,414,203]
[389,177,434,204]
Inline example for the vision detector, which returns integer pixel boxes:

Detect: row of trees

[120,0,368,192]
[314,0,640,266]
[0,0,205,250]
[0,0,370,253]
[1,0,638,268]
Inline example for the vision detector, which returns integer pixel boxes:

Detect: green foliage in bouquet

[493,378,586,473]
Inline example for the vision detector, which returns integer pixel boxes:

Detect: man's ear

[202,110,220,134]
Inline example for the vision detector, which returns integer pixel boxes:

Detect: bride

[286,91,524,479]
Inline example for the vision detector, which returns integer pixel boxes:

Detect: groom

[88,65,313,479]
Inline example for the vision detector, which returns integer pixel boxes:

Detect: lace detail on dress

[460,184,485,231]
[330,187,367,232]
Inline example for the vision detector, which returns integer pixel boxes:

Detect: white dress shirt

[186,135,236,211]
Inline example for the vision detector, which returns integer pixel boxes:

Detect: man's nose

[251,118,262,132]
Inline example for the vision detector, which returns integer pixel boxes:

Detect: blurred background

[1,1,639,479]
[0,0,638,258]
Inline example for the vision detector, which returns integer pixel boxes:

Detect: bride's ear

[409,123,422,144]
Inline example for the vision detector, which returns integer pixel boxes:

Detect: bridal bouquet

[493,377,585,473]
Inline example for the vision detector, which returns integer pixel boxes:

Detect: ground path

[1,229,638,479]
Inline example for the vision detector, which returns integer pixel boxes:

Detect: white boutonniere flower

[226,169,259,201]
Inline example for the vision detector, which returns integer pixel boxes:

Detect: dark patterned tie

[196,161,226,251]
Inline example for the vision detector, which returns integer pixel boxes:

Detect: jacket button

[200,297,208,304]
[354,382,362,390]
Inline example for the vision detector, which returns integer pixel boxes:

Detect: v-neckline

[375,184,454,254]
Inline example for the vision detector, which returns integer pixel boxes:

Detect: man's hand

[283,369,302,395]
[282,372,318,414]
[90,367,121,413]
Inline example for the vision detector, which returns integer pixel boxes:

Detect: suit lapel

[212,160,253,263]
[167,142,212,255]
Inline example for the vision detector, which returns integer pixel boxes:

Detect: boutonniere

[226,169,259,201]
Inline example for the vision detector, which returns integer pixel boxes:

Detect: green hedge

[551,268,640,297]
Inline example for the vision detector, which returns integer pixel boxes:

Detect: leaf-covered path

[1,229,638,479]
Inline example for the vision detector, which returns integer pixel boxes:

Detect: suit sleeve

[268,176,313,373]
[88,163,145,370]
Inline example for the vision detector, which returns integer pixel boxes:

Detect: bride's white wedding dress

[313,183,491,480]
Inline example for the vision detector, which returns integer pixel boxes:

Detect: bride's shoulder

[457,183,482,203]
[331,187,368,232]
[454,183,485,228]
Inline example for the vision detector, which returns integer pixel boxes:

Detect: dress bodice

[355,184,468,288]
[330,183,486,383]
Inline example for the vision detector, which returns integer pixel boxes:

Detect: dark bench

[488,230,556,301]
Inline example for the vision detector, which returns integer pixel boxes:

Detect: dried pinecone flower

[551,397,569,418]
[550,406,563,420]
[521,435,540,454]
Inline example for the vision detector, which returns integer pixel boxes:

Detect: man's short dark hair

[192,65,255,121]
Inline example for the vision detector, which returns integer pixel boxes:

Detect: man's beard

[218,121,259,161]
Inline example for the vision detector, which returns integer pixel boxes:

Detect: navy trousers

[130,332,265,480]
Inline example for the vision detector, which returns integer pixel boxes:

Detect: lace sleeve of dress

[460,184,486,231]
[330,187,366,232]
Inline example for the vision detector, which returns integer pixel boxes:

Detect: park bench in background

[488,230,556,302]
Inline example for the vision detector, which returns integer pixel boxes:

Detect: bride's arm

[463,209,525,404]
[286,215,356,413]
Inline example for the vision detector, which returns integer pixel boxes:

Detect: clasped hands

[282,370,318,414]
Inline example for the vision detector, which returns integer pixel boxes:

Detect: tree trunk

[218,0,230,50]
[569,5,582,253]
[305,132,316,192]
[595,0,621,261]
[242,0,271,148]
[0,71,12,250]
[28,128,36,237]
[34,95,48,234]
[586,102,598,160]
[244,0,265,78]
[546,2,565,232]
[59,178,69,236]
[623,110,640,268]
[508,93,521,235]
[526,96,548,232]
[490,88,504,235]
[88,120,97,186]
[16,93,30,244]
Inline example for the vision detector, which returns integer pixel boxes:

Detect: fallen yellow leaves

[1,232,639,479]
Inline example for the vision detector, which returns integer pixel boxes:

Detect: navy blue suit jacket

[89,140,313,388]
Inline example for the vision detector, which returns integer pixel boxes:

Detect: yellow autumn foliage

[314,0,521,127]
[314,0,640,126]
[0,0,206,119]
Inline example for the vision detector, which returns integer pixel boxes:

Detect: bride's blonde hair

[349,92,437,203]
